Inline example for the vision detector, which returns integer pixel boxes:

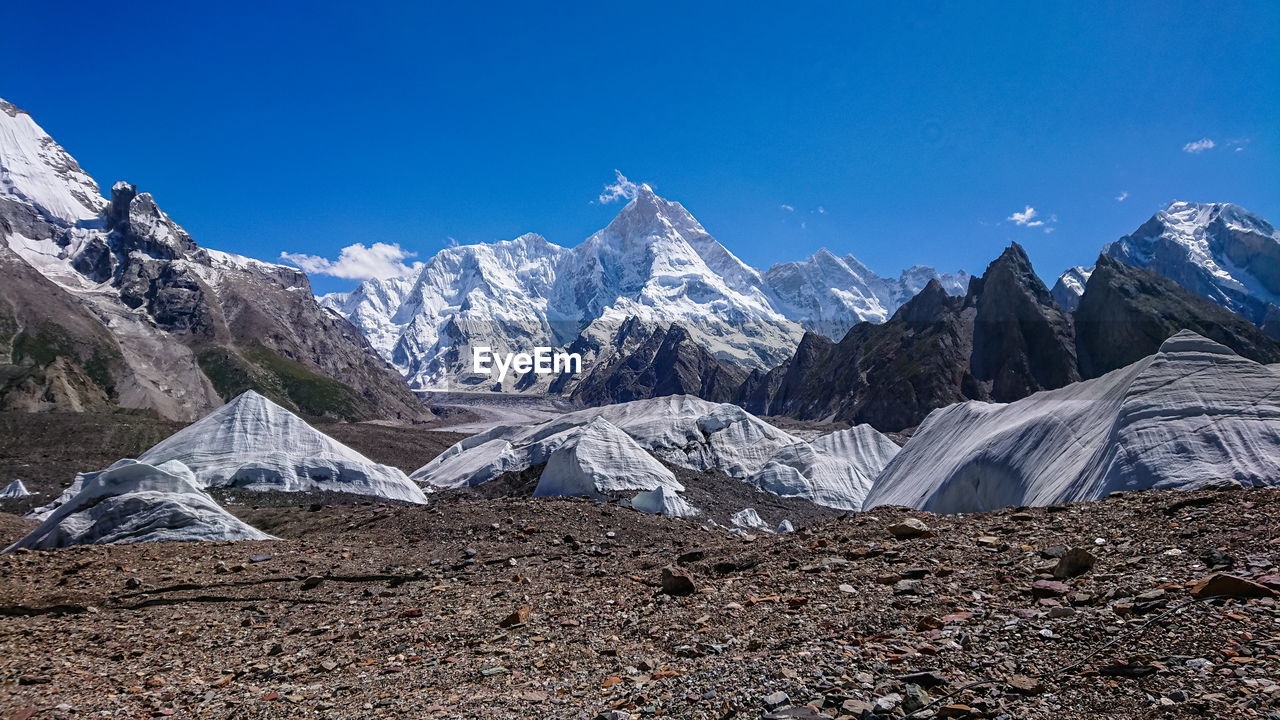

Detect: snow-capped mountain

[0,98,422,421]
[764,248,969,338]
[1049,265,1092,311]
[0,99,106,225]
[1053,202,1280,328]
[321,183,967,391]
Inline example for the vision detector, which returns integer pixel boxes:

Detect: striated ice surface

[866,331,1280,513]
[415,395,897,511]
[7,460,276,550]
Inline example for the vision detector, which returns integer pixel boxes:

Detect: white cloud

[1226,137,1251,152]
[1007,205,1044,227]
[1043,227,1055,234]
[779,204,795,212]
[1116,191,1129,202]
[597,170,639,204]
[280,242,419,280]
[816,206,826,214]
[1182,138,1215,154]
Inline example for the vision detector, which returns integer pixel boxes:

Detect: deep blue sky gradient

[5,1,1277,293]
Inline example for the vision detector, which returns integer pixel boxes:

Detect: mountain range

[1052,201,1280,334]
[319,184,969,391]
[0,98,422,421]
[740,243,1280,431]
[7,97,1280,436]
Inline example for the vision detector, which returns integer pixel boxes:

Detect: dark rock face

[740,243,1278,433]
[969,245,1079,401]
[1,184,425,421]
[571,320,747,406]
[1074,255,1280,377]
[0,243,125,413]
[740,244,1071,432]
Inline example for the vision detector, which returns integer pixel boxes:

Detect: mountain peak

[0,97,107,224]
[0,98,24,118]
[1105,200,1280,327]
[606,180,703,238]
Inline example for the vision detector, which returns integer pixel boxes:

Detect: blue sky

[5,1,1277,293]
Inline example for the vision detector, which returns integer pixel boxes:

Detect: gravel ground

[3,487,1280,719]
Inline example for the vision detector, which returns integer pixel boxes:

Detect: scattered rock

[898,670,948,688]
[888,518,929,539]
[676,549,705,564]
[762,691,790,709]
[1030,579,1071,597]
[1006,674,1043,695]
[497,605,531,628]
[1052,547,1096,579]
[660,566,697,596]
[1191,573,1277,599]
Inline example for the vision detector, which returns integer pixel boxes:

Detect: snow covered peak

[1050,265,1094,311]
[0,98,106,225]
[763,248,968,337]
[323,179,973,389]
[1104,201,1280,327]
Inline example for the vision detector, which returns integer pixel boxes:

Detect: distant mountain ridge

[319,183,968,391]
[1053,201,1280,335]
[743,242,1280,431]
[0,98,423,421]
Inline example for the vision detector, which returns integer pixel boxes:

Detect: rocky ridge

[0,98,424,421]
[745,243,1280,432]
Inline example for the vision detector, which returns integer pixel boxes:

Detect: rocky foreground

[2,488,1280,720]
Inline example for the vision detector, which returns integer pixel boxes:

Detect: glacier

[31,391,427,517]
[6,460,276,550]
[533,417,685,500]
[629,486,701,518]
[864,331,1280,513]
[0,479,32,498]
[730,508,772,533]
[413,395,898,511]
[135,391,428,503]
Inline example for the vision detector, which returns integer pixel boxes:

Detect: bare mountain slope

[0,98,424,421]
